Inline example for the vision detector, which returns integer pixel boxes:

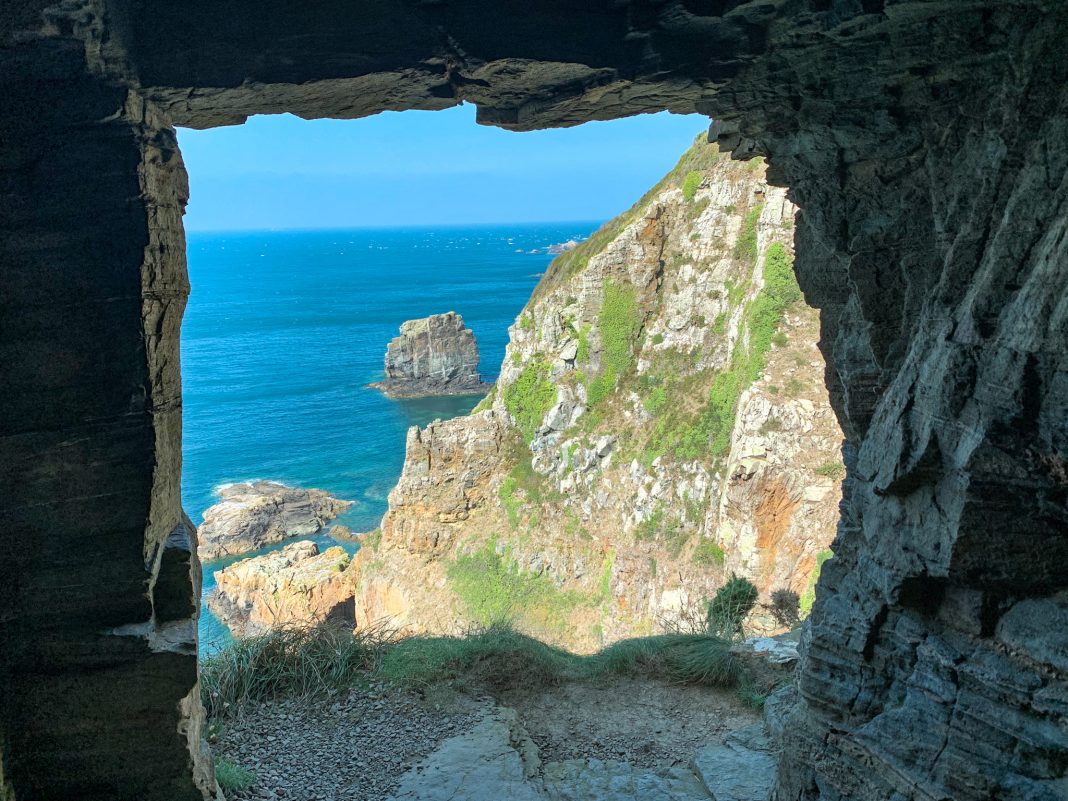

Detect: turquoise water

[182,223,598,651]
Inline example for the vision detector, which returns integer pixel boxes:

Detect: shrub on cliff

[503,358,557,441]
[705,574,759,640]
[682,170,703,201]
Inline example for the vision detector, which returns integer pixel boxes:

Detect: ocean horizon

[183,221,600,651]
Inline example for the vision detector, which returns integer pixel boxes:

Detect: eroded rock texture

[197,481,353,560]
[2,1,1065,799]
[372,312,489,398]
[207,541,356,638]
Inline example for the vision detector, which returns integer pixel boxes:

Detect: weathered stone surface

[4,2,1067,799]
[542,760,713,801]
[387,706,721,801]
[207,540,356,638]
[371,312,490,398]
[388,709,543,801]
[692,724,776,801]
[354,411,509,635]
[197,481,353,560]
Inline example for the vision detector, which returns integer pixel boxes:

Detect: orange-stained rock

[208,541,357,638]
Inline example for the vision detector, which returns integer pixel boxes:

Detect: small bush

[815,461,845,480]
[651,332,664,346]
[215,760,256,794]
[682,170,703,201]
[767,588,801,628]
[705,575,759,640]
[643,385,668,415]
[692,539,726,567]
[519,313,534,331]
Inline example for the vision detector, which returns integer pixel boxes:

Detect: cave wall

[705,6,1068,799]
[0,1,1064,799]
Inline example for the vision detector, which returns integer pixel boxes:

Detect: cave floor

[212,677,767,800]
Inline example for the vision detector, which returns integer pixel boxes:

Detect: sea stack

[371,312,491,398]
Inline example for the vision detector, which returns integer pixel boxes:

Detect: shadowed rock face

[1,2,1065,800]
[372,312,489,398]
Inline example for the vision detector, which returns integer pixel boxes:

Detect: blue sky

[177,106,708,230]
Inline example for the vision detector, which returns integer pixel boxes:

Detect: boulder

[207,540,356,637]
[197,481,353,560]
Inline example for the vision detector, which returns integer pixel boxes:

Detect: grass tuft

[215,760,256,794]
[199,624,378,719]
[201,622,745,718]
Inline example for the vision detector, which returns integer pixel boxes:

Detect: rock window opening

[179,110,842,800]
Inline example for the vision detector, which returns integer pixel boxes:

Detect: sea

[182,223,599,652]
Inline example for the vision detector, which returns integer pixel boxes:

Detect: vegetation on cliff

[586,280,642,406]
[348,135,842,655]
[533,136,724,299]
[503,359,557,441]
[200,575,766,717]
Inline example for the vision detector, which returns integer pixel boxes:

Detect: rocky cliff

[352,139,844,650]
[371,312,490,398]
[207,541,356,638]
[198,481,353,560]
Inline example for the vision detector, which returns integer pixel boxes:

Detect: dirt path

[214,678,760,801]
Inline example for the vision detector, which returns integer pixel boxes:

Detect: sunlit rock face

[1,1,1065,800]
[372,312,489,398]
[351,142,843,652]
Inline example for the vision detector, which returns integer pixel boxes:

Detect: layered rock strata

[197,481,353,560]
[371,312,490,398]
[207,541,356,638]
[353,142,844,649]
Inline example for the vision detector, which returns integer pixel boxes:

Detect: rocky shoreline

[198,481,353,560]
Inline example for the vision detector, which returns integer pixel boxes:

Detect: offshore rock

[207,540,356,638]
[371,312,491,398]
[197,481,353,560]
